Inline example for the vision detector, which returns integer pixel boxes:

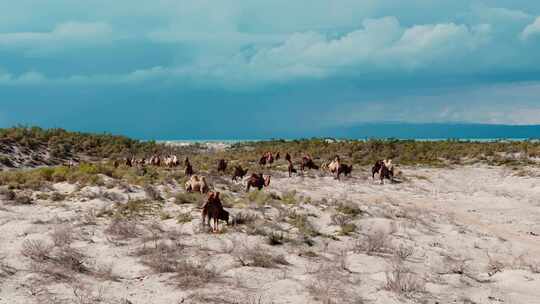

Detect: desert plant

[384,262,425,296]
[176,212,193,224]
[173,260,218,288]
[50,225,74,247]
[105,218,140,241]
[355,229,393,255]
[174,192,202,205]
[144,184,163,201]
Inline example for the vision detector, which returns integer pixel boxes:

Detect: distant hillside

[322,123,540,140]
[0,127,168,169]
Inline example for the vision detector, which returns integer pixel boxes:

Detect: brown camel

[202,192,229,232]
[246,173,271,192]
[372,159,394,184]
[232,165,248,181]
[184,157,194,176]
[217,159,227,173]
[300,154,319,172]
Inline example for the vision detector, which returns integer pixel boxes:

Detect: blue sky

[1,1,540,138]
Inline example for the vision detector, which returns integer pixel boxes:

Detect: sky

[1,1,540,139]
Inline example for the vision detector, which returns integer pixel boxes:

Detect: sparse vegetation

[355,229,393,255]
[385,261,425,296]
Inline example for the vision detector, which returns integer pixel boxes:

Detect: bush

[14,193,33,205]
[113,199,163,218]
[174,192,202,205]
[144,184,163,201]
[0,188,16,201]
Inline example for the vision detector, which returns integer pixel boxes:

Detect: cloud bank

[1,1,540,135]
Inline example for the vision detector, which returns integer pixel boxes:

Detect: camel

[300,154,319,172]
[259,152,274,167]
[320,161,331,172]
[232,165,248,181]
[372,159,394,184]
[327,156,352,179]
[185,158,194,177]
[217,159,227,173]
[202,192,229,232]
[327,156,341,178]
[336,163,353,179]
[164,155,178,168]
[285,153,291,163]
[185,175,209,194]
[246,173,271,192]
[150,155,161,167]
[288,160,297,177]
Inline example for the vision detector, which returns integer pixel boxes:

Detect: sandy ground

[1,165,540,304]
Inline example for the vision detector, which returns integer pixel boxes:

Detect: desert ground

[1,161,539,304]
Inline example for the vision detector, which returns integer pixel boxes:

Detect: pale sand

[1,165,539,303]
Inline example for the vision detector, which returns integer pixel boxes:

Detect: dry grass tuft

[385,261,425,296]
[173,260,218,289]
[21,238,88,282]
[233,212,259,226]
[136,241,185,273]
[235,245,289,268]
[175,192,203,205]
[354,229,393,255]
[144,184,163,201]
[0,255,16,278]
[105,218,141,241]
[50,225,74,247]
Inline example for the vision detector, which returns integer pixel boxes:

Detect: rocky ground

[1,164,539,304]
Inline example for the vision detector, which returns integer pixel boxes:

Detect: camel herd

[117,152,396,232]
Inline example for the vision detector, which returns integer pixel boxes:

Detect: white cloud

[0,17,498,88]
[521,16,540,40]
[0,21,113,54]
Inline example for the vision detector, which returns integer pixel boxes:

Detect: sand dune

[1,165,539,303]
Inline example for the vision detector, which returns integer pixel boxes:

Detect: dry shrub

[306,263,364,304]
[335,202,362,217]
[102,191,123,202]
[0,188,16,201]
[144,184,163,201]
[50,225,74,247]
[394,244,414,261]
[0,255,16,278]
[137,241,184,273]
[81,209,98,225]
[266,231,288,246]
[486,251,505,277]
[233,212,259,226]
[105,218,141,241]
[14,192,33,205]
[176,212,193,224]
[113,199,162,218]
[174,192,202,205]
[173,260,218,288]
[235,245,289,268]
[71,284,105,304]
[385,261,425,296]
[21,239,52,261]
[355,229,393,255]
[50,192,66,202]
[93,262,118,281]
[21,239,88,282]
